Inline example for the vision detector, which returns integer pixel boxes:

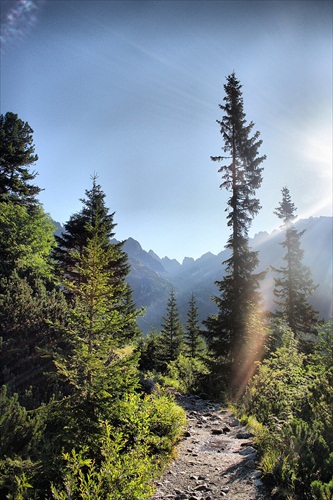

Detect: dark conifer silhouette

[204,73,266,391]
[272,186,318,337]
[0,112,41,210]
[159,290,184,367]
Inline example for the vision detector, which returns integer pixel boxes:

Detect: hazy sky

[1,0,332,261]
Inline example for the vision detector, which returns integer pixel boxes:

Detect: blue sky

[1,0,332,261]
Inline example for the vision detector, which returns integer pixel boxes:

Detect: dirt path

[151,394,269,500]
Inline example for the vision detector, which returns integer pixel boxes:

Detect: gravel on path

[150,394,270,500]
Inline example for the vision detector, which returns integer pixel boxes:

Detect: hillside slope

[53,216,332,332]
[122,216,332,332]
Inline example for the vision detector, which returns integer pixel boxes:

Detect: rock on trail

[151,394,269,500]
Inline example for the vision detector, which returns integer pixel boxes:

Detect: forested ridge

[0,74,332,499]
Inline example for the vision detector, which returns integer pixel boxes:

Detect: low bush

[239,323,333,499]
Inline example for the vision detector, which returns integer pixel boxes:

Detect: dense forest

[0,73,332,499]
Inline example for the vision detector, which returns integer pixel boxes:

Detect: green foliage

[51,421,157,500]
[0,201,56,280]
[0,272,68,406]
[143,392,187,452]
[0,112,40,209]
[158,290,184,369]
[167,354,210,394]
[5,472,34,500]
[54,177,140,343]
[184,294,206,359]
[137,330,162,372]
[239,321,333,498]
[272,187,318,337]
[0,386,46,497]
[51,393,186,500]
[205,72,266,393]
[0,118,188,500]
[53,229,140,408]
[138,293,211,394]
[311,476,333,500]
[242,327,308,423]
[113,392,186,456]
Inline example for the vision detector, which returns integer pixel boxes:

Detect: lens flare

[0,0,44,51]
[231,304,268,400]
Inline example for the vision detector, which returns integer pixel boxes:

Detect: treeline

[0,72,332,499]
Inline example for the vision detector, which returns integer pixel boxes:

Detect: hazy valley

[56,215,332,333]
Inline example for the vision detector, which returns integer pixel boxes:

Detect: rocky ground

[150,394,270,500]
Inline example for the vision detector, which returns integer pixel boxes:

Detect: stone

[239,446,257,456]
[254,479,264,487]
[236,431,254,439]
[229,418,241,427]
[211,429,223,435]
[194,484,211,492]
[250,470,262,479]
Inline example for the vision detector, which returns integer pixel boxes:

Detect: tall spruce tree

[0,112,41,210]
[273,187,318,336]
[53,175,139,342]
[0,112,54,281]
[159,290,184,368]
[204,73,266,390]
[52,211,141,447]
[54,222,139,402]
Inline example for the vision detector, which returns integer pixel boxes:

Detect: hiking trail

[151,394,269,500]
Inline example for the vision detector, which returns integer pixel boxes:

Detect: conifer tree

[185,294,205,359]
[53,215,140,444]
[55,223,138,397]
[204,73,266,389]
[159,290,184,368]
[53,176,139,342]
[0,112,55,282]
[0,112,40,210]
[273,187,318,336]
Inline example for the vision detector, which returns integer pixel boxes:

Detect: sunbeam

[231,304,268,400]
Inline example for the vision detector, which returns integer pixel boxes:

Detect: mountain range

[54,216,332,333]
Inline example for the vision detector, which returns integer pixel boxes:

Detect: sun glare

[232,305,268,400]
[298,195,333,220]
[302,131,332,178]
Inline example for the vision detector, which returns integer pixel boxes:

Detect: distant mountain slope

[53,217,332,333]
[122,216,332,332]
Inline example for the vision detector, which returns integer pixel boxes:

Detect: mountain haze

[122,216,332,332]
[54,217,332,333]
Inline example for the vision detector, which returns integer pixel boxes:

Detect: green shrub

[0,386,46,498]
[166,354,210,394]
[51,393,186,499]
[51,421,158,500]
[239,322,333,498]
[311,477,333,500]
